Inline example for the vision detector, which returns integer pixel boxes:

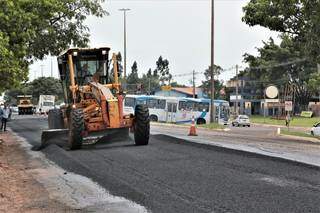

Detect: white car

[232,115,250,127]
[311,122,320,136]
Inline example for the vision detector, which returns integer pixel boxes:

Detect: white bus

[124,95,230,125]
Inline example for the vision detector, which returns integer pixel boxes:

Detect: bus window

[157,99,166,109]
[125,97,135,107]
[179,101,187,110]
[198,102,209,112]
[136,99,146,105]
[185,101,194,111]
[147,99,157,108]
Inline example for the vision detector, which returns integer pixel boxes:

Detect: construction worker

[1,103,10,131]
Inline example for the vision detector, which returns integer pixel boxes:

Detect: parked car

[311,122,320,136]
[232,115,250,127]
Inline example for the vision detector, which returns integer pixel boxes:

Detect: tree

[242,0,320,62]
[155,56,171,86]
[0,0,106,91]
[127,61,140,85]
[243,36,317,110]
[141,68,160,95]
[4,77,63,105]
[200,65,224,99]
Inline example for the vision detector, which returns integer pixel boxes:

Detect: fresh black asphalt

[9,116,320,213]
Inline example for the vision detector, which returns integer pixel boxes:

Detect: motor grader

[42,47,149,150]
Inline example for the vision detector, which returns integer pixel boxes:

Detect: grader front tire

[134,105,150,146]
[68,109,84,150]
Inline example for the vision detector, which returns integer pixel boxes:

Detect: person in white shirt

[1,104,10,131]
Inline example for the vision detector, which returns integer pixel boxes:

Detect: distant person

[0,106,3,122]
[285,113,291,127]
[1,104,10,131]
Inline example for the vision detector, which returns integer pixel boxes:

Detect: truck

[37,95,55,114]
[17,95,34,115]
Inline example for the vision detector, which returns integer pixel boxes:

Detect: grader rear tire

[68,109,84,150]
[48,109,64,129]
[134,105,150,146]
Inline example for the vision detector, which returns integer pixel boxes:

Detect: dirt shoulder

[0,131,74,213]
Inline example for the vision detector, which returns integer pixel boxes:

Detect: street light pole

[210,0,216,123]
[119,8,130,83]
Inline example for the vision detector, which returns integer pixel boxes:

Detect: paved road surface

[8,116,320,213]
[151,123,320,167]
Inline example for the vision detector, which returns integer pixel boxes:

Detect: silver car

[232,115,250,127]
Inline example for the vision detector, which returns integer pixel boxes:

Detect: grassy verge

[201,123,226,130]
[280,128,318,139]
[250,115,319,127]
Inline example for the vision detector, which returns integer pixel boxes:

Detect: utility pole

[148,77,151,95]
[40,64,44,77]
[192,70,196,98]
[210,0,216,123]
[235,64,239,116]
[50,57,53,77]
[119,8,130,85]
[318,64,320,103]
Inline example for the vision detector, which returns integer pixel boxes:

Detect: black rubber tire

[48,109,64,129]
[149,114,158,122]
[196,118,206,125]
[134,105,150,146]
[68,109,84,150]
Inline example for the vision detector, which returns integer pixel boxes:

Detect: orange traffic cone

[188,116,198,136]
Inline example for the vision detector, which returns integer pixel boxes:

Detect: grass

[280,128,318,139]
[201,123,226,130]
[250,115,320,127]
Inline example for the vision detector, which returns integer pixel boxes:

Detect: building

[154,87,205,98]
[226,77,286,116]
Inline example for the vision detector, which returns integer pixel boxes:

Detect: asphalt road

[8,116,320,213]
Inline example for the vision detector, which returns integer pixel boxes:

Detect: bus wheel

[149,115,158,122]
[196,118,206,125]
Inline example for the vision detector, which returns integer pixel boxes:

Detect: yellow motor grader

[42,47,149,150]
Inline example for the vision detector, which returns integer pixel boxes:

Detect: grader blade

[39,129,69,150]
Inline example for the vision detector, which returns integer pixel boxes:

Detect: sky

[29,0,280,86]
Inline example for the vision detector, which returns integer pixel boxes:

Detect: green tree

[127,61,140,85]
[200,65,224,99]
[141,68,160,95]
[0,0,106,91]
[28,77,63,102]
[155,56,171,86]
[242,0,320,62]
[5,77,64,105]
[243,36,317,110]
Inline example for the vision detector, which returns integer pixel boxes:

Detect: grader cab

[43,47,149,150]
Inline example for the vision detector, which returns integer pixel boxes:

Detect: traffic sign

[265,86,279,99]
[285,101,293,111]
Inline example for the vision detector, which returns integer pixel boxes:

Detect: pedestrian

[1,103,10,131]
[285,113,290,127]
[0,105,3,122]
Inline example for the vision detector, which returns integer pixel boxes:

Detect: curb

[279,133,320,143]
[252,122,310,131]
